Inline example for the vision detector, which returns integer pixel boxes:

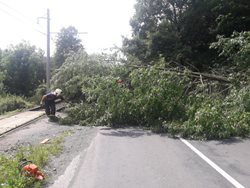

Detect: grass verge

[0,95,32,116]
[0,130,73,188]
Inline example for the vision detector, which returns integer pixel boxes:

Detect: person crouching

[40,88,64,116]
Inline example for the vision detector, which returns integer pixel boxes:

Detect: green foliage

[223,87,250,136]
[0,42,45,97]
[56,55,188,127]
[54,26,84,69]
[212,0,250,36]
[52,50,250,139]
[0,156,32,188]
[16,136,64,167]
[53,29,250,140]
[29,84,47,105]
[0,132,67,188]
[123,0,250,69]
[0,95,31,115]
[178,87,250,139]
[127,64,186,125]
[125,0,191,64]
[210,31,250,69]
[52,51,112,101]
[182,98,230,139]
[122,37,150,63]
[0,58,6,94]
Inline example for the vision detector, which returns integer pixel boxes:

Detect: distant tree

[1,42,45,96]
[54,26,84,68]
[123,0,190,65]
[0,49,5,94]
[51,50,112,101]
[122,36,150,64]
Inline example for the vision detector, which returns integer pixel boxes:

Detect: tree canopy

[54,26,84,68]
[123,0,250,70]
[0,42,45,96]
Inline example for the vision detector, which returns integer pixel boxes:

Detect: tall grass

[0,95,31,115]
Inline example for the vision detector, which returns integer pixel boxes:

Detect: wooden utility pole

[46,8,50,92]
[39,9,87,92]
[38,9,51,92]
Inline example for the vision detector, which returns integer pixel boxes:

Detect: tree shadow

[216,137,249,145]
[180,136,250,144]
[100,127,154,138]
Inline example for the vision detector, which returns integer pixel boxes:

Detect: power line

[0,1,37,23]
[0,7,46,35]
[0,1,46,35]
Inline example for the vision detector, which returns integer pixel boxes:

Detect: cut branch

[128,65,231,83]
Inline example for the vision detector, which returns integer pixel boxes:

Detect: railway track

[29,99,66,111]
[0,101,66,138]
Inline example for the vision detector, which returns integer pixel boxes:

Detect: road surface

[50,127,250,188]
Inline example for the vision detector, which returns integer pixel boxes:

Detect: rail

[28,99,65,111]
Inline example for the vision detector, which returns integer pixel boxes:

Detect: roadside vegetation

[55,49,250,139]
[0,95,31,115]
[0,131,71,188]
[0,42,45,114]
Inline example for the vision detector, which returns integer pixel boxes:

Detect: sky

[0,0,136,54]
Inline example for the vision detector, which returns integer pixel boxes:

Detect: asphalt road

[50,127,249,188]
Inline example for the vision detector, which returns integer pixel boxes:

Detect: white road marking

[180,138,245,188]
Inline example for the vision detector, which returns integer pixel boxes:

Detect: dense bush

[184,99,228,139]
[167,87,250,139]
[29,84,47,105]
[210,31,250,69]
[0,95,31,115]
[0,42,45,97]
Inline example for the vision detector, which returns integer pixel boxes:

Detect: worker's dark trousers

[44,101,56,116]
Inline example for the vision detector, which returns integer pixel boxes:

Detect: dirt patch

[0,112,98,187]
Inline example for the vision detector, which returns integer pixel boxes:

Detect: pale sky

[0,0,136,54]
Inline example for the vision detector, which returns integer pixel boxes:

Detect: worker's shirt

[44,93,64,102]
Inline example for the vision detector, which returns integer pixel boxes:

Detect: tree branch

[127,65,231,83]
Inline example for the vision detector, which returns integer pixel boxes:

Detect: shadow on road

[100,127,154,138]
[216,137,249,145]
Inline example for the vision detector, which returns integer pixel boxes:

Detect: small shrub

[0,95,31,115]
[29,84,46,104]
